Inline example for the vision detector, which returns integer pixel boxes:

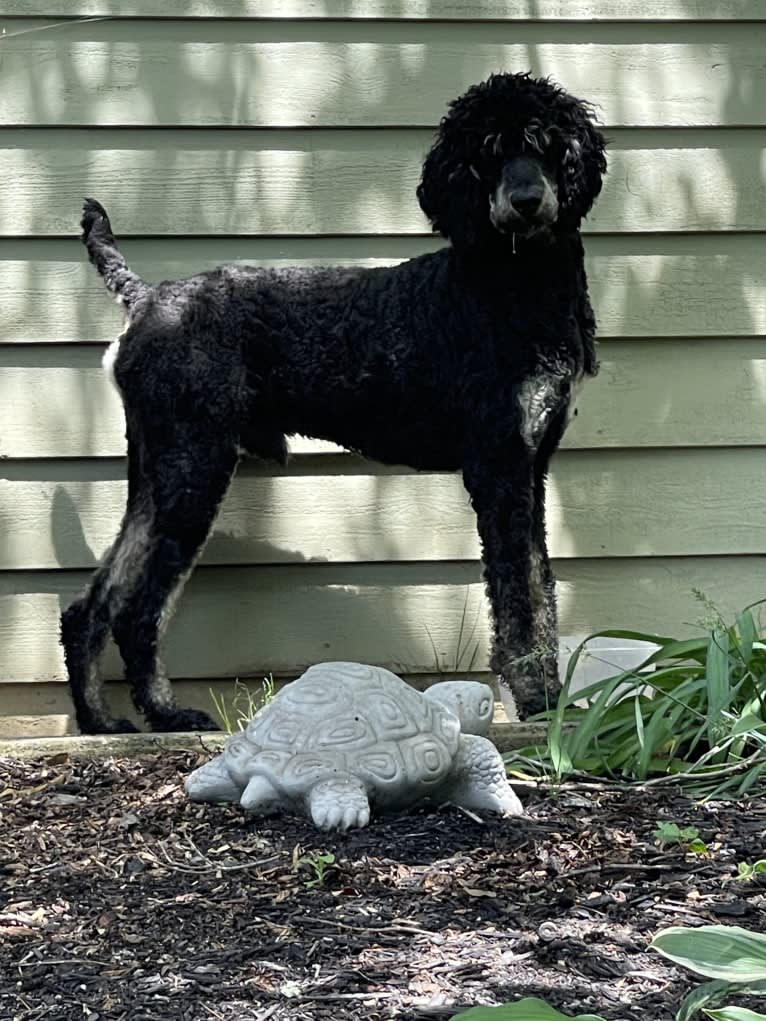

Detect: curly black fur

[62,72,607,735]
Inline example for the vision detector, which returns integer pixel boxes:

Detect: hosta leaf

[677,979,734,1021]
[705,1009,766,1020]
[450,998,605,1020]
[651,926,766,982]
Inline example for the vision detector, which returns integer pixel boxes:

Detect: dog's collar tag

[512,233,517,255]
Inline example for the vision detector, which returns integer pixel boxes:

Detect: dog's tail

[81,198,147,310]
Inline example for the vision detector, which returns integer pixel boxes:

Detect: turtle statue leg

[441,734,524,817]
[240,774,284,816]
[185,754,241,803]
[308,776,371,831]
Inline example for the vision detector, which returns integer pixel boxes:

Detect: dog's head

[417,72,607,251]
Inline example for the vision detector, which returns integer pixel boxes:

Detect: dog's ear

[555,93,607,228]
[417,91,489,249]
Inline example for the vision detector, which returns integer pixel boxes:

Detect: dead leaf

[457,879,497,898]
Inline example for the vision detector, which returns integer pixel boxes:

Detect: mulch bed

[1,751,765,1021]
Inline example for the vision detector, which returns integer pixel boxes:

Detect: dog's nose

[512,189,544,220]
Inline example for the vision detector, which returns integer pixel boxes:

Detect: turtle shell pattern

[223,662,461,805]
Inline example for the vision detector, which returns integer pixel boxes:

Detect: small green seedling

[654,821,708,855]
[292,848,337,888]
[733,860,766,883]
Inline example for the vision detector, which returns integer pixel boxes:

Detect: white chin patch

[102,335,122,392]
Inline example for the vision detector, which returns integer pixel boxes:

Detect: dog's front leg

[463,447,560,721]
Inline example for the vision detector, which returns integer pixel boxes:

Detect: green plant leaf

[676,979,736,1021]
[736,860,766,881]
[706,630,731,740]
[705,1009,766,1020]
[730,715,766,738]
[679,826,701,842]
[655,822,681,844]
[651,926,766,982]
[449,999,605,1020]
[634,693,646,750]
[735,609,758,663]
[688,839,709,855]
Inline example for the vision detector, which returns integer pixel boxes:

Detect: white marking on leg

[528,548,549,643]
[157,462,239,638]
[102,333,124,392]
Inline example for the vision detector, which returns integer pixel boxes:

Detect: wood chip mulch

[1,751,765,1021]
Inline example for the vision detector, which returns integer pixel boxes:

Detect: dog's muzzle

[489,157,559,236]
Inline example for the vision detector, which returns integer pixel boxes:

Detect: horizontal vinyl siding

[2,558,764,684]
[2,338,765,457]
[4,3,764,20]
[1,21,765,127]
[2,236,764,343]
[2,449,766,571]
[1,128,764,236]
[0,10,764,731]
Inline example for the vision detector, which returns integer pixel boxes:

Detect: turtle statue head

[423,680,495,735]
[186,662,523,831]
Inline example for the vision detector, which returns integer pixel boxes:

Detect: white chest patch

[518,377,557,450]
[518,370,582,451]
[102,335,122,392]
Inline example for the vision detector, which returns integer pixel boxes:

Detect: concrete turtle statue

[185,662,523,830]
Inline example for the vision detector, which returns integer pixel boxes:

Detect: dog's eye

[563,139,582,165]
[478,133,504,165]
[522,123,551,154]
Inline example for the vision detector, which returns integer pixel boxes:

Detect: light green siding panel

[3,129,764,236]
[1,339,763,458]
[1,235,764,343]
[2,449,765,570]
[1,557,762,683]
[6,2,764,19]
[1,21,764,127]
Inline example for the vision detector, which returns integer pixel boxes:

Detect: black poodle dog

[62,72,607,735]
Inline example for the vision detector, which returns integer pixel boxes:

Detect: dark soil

[1,751,765,1021]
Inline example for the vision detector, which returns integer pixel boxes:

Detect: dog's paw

[148,708,221,734]
[111,717,141,734]
[77,716,140,736]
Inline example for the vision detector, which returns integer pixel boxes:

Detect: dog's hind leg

[61,443,154,734]
[110,429,239,732]
[61,552,139,735]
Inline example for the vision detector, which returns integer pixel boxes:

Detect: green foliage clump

[209,674,276,734]
[508,601,766,798]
